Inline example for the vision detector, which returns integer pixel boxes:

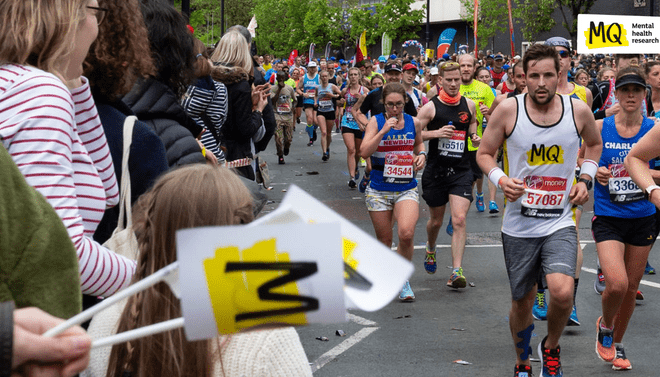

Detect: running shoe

[476,193,485,212]
[538,336,562,377]
[446,217,453,236]
[567,305,580,326]
[348,179,357,189]
[594,269,605,295]
[514,364,533,377]
[322,152,329,162]
[424,243,437,274]
[596,316,615,362]
[532,290,547,321]
[447,267,467,288]
[636,290,644,300]
[489,200,500,213]
[399,280,415,301]
[358,174,370,193]
[612,344,632,370]
[307,139,314,147]
[645,261,656,275]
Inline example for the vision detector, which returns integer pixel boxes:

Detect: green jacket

[0,144,81,318]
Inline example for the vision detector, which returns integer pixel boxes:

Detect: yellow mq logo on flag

[584,21,630,49]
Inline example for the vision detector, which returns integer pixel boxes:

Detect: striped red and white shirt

[0,64,135,297]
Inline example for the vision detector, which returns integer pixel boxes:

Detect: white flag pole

[43,262,180,338]
[91,318,185,349]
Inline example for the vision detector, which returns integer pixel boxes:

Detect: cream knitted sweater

[82,299,313,377]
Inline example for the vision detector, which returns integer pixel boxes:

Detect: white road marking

[347,313,378,326]
[311,327,379,373]
[408,243,658,289]
[311,313,379,373]
[408,240,596,250]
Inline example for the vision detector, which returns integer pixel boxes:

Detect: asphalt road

[256,116,660,376]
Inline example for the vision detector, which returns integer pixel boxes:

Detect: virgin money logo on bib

[524,176,567,191]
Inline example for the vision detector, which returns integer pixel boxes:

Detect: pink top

[0,64,135,297]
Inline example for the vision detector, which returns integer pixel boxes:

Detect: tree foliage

[513,0,555,43]
[556,0,598,44]
[460,0,509,49]
[181,0,423,57]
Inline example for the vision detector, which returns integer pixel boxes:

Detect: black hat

[615,73,647,89]
[385,63,402,73]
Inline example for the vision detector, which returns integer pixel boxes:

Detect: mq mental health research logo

[578,14,660,54]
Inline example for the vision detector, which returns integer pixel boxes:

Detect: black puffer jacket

[123,77,205,168]
[212,68,265,180]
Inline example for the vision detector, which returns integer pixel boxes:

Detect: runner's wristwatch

[645,184,660,200]
[577,178,592,190]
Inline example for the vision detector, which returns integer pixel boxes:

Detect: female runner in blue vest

[360,82,426,301]
[592,67,656,371]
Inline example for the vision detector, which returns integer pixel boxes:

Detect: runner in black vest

[415,61,479,289]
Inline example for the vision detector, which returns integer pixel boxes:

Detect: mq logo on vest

[578,14,660,54]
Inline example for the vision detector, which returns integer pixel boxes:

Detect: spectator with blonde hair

[0,0,136,297]
[211,30,270,180]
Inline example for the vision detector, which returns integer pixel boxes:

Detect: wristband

[417,151,427,157]
[0,301,14,377]
[201,147,206,158]
[488,167,508,189]
[580,159,598,180]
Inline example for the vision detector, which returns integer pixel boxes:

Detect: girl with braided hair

[83,165,312,377]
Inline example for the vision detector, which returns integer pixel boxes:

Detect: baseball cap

[308,61,317,67]
[330,57,336,61]
[430,67,439,75]
[378,55,387,63]
[615,73,647,89]
[442,53,450,60]
[403,63,418,72]
[544,36,571,52]
[494,54,504,60]
[385,63,402,73]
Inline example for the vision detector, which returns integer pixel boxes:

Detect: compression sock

[516,324,534,361]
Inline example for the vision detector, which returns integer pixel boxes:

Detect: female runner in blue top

[592,67,656,371]
[360,82,426,301]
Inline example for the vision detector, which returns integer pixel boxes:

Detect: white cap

[308,61,318,68]
[430,67,439,75]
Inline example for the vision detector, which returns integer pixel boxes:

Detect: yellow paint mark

[343,238,359,279]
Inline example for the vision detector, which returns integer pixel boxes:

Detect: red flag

[288,50,298,66]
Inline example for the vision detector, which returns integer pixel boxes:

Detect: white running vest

[502,94,580,237]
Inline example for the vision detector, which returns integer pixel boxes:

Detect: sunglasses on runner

[558,50,570,59]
